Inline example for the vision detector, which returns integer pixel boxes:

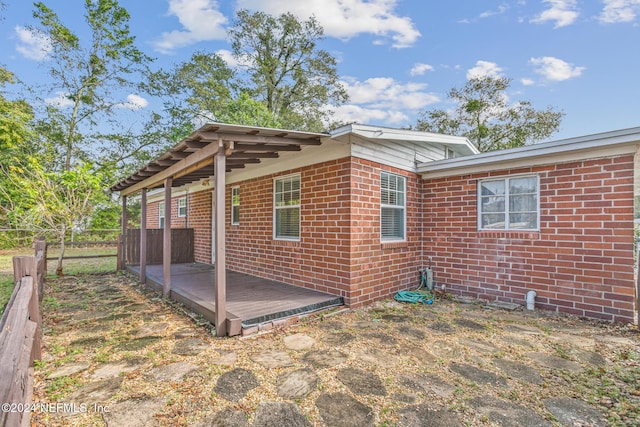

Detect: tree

[228,10,348,131]
[1,161,104,275]
[416,76,563,152]
[0,68,35,227]
[30,0,153,171]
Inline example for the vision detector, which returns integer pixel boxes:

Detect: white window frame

[158,202,165,229]
[478,174,540,231]
[273,174,301,241]
[380,171,406,242]
[177,197,187,217]
[231,186,240,225]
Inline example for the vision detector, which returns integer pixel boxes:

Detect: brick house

[112,123,639,335]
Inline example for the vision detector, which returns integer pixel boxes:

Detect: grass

[0,245,116,313]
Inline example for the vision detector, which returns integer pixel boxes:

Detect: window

[445,147,455,159]
[231,186,240,225]
[479,175,539,230]
[274,175,300,240]
[381,172,406,241]
[178,197,187,217]
[158,202,165,229]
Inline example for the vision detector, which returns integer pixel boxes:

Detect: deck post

[214,140,227,336]
[163,178,173,297]
[140,188,147,284]
[119,195,127,270]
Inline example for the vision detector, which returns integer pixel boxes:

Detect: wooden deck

[127,263,343,333]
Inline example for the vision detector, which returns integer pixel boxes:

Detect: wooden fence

[0,240,45,427]
[125,228,195,265]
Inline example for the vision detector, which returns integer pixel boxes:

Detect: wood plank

[197,132,322,146]
[163,179,172,297]
[214,145,227,337]
[140,188,147,284]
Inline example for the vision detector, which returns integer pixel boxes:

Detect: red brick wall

[146,192,212,263]
[347,158,423,306]
[422,155,636,322]
[225,157,423,307]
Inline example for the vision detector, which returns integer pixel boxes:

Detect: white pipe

[526,290,536,310]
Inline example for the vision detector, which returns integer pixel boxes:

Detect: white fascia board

[418,127,640,178]
[330,123,478,155]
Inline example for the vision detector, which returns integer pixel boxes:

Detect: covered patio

[111,123,336,336]
[127,263,344,335]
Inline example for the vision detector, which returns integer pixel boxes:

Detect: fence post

[12,257,42,362]
[34,238,47,300]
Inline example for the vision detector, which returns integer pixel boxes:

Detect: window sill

[478,230,540,239]
[381,241,408,250]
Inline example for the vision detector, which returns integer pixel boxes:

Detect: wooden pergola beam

[196,131,321,146]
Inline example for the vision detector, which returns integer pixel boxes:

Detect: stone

[380,314,410,323]
[133,322,168,337]
[454,318,487,330]
[503,324,541,335]
[492,359,544,384]
[173,338,210,355]
[174,328,198,339]
[399,374,457,399]
[361,331,398,345]
[396,325,426,339]
[430,340,463,359]
[276,369,319,399]
[351,320,384,330]
[65,377,123,405]
[398,404,462,427]
[543,396,607,427]
[459,338,500,354]
[116,335,162,351]
[317,320,347,331]
[356,347,399,368]
[211,350,238,366]
[470,396,551,427]
[487,301,521,311]
[315,393,374,427]
[194,408,248,427]
[302,350,348,368]
[253,402,311,427]
[449,363,507,387]
[526,352,582,372]
[430,321,455,334]
[147,362,199,382]
[324,332,356,347]
[102,397,165,427]
[91,359,144,380]
[47,362,90,379]
[69,336,106,349]
[336,367,387,396]
[251,350,294,368]
[214,368,259,402]
[283,333,315,350]
[393,393,417,403]
[572,349,607,367]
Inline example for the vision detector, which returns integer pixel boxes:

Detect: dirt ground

[31,272,640,426]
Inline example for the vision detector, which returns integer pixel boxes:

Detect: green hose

[394,290,434,304]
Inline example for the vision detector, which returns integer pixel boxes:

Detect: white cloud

[237,0,420,48]
[119,94,149,110]
[410,63,434,76]
[520,77,535,86]
[44,92,74,108]
[531,0,579,28]
[529,56,585,81]
[599,0,640,23]
[341,77,440,110]
[329,75,440,126]
[153,0,227,54]
[15,25,52,61]
[331,104,409,125]
[466,60,504,79]
[458,4,509,23]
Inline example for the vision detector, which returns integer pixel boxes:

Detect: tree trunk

[56,227,66,276]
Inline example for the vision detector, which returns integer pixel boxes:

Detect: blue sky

[1,0,639,140]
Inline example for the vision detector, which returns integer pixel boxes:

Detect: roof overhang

[330,123,479,156]
[111,123,327,196]
[418,126,640,179]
